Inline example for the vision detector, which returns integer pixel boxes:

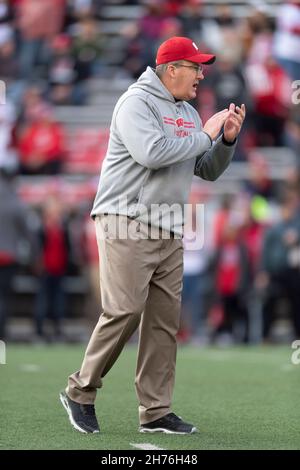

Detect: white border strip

[130,443,165,450]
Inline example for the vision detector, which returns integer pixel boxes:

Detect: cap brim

[185,53,216,64]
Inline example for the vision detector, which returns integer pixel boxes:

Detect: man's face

[169,60,204,101]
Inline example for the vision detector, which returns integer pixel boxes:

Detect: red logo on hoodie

[176,117,184,128]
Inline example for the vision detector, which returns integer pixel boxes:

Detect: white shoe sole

[59,393,99,434]
[139,426,197,435]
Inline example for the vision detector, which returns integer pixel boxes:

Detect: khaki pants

[67,215,183,424]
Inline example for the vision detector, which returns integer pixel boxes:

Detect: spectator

[0,0,14,46]
[65,0,101,23]
[157,17,183,44]
[273,0,300,81]
[200,3,238,56]
[122,0,174,78]
[284,107,300,165]
[164,0,185,17]
[241,198,267,278]
[213,219,251,344]
[207,53,249,112]
[72,16,105,84]
[139,1,168,43]
[0,162,37,340]
[212,193,234,247]
[245,7,274,66]
[34,195,71,341]
[48,33,76,105]
[16,0,66,79]
[259,191,300,341]
[244,153,278,201]
[181,201,212,345]
[246,57,291,146]
[16,86,49,137]
[18,104,65,174]
[0,100,17,170]
[179,0,204,43]
[206,52,251,159]
[0,38,23,105]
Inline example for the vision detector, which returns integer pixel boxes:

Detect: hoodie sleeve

[115,95,212,170]
[194,135,237,181]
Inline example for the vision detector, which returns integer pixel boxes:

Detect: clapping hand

[223,103,246,143]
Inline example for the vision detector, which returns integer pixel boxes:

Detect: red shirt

[0,252,15,266]
[19,122,64,166]
[216,242,241,295]
[43,224,67,275]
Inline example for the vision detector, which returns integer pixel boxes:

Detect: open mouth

[193,83,199,89]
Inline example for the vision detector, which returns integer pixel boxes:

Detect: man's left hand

[223,103,246,143]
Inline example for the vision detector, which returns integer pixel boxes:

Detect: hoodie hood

[128,66,176,103]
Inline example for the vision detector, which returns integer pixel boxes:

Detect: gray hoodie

[91,67,236,235]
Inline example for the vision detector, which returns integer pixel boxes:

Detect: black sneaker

[139,412,197,435]
[59,391,100,434]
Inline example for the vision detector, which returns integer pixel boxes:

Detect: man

[60,36,245,434]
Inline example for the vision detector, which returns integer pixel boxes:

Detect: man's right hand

[203,109,229,141]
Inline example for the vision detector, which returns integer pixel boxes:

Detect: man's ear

[168,64,177,78]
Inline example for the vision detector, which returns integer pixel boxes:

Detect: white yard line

[20,364,41,372]
[130,443,165,451]
[280,363,296,372]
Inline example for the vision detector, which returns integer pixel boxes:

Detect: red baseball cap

[156,36,215,66]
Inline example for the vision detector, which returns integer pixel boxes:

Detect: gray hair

[155,62,180,78]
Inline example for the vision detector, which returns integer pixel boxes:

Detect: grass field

[0,344,299,450]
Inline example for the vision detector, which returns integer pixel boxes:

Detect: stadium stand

[1,0,299,343]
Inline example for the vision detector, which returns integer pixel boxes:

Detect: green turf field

[0,344,299,450]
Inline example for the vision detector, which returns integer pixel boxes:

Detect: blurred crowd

[0,0,300,344]
[181,177,300,346]
[0,0,300,172]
